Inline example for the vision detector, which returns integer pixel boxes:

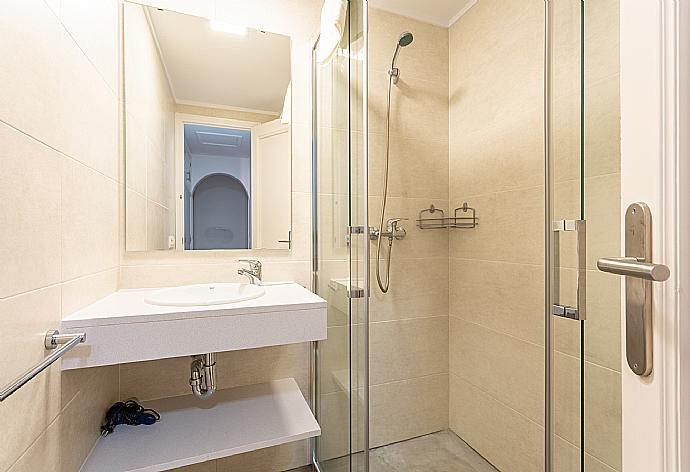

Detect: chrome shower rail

[0,330,86,402]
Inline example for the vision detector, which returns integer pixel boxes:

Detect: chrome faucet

[370,218,408,241]
[238,259,262,285]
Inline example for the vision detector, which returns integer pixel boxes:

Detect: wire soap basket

[416,203,478,229]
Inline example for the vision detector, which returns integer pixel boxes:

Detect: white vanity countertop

[60,282,326,370]
[62,282,325,329]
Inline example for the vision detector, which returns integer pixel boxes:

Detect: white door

[619,2,689,471]
[251,119,291,249]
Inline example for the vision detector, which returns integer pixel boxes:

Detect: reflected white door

[252,119,291,249]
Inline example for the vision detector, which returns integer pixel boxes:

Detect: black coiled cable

[100,399,160,436]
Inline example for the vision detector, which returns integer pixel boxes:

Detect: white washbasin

[144,283,265,306]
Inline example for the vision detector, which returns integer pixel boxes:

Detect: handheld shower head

[390,31,414,84]
[398,31,414,47]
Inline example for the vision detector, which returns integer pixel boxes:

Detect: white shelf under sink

[60,282,326,370]
[81,378,319,472]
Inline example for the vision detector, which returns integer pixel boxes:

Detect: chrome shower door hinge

[346,225,367,235]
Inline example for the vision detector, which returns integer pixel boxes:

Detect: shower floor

[319,430,498,472]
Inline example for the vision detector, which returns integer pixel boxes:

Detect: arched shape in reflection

[191,173,249,249]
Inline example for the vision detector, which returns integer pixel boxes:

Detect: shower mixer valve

[370,218,408,241]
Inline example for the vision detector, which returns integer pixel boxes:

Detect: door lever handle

[597,257,670,282]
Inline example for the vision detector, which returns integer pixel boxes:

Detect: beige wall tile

[553,353,622,470]
[61,268,119,316]
[368,8,448,85]
[0,122,62,298]
[450,317,544,425]
[146,201,169,251]
[449,186,544,265]
[369,257,449,322]
[126,189,147,252]
[370,374,448,448]
[450,258,544,345]
[60,0,119,92]
[554,270,621,372]
[449,374,544,472]
[61,158,119,280]
[7,415,62,472]
[368,134,449,201]
[0,287,62,471]
[125,114,147,195]
[586,363,622,470]
[368,72,449,140]
[119,343,310,401]
[449,107,543,199]
[118,260,311,289]
[60,365,119,472]
[370,316,448,386]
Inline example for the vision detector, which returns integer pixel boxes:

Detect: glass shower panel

[548,0,585,470]
[549,1,622,471]
[313,1,368,471]
[580,1,622,471]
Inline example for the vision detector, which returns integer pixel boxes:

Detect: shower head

[398,31,414,47]
[390,31,414,83]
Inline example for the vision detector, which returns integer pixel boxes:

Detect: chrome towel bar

[0,330,86,402]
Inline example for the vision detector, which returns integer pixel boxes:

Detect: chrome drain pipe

[189,353,216,400]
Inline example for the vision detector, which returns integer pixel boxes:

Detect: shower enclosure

[312,1,621,471]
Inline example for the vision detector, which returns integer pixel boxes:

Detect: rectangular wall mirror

[123,2,292,252]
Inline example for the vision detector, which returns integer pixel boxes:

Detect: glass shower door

[548,1,621,471]
[312,1,368,471]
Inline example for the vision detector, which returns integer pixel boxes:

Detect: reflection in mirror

[123,2,292,252]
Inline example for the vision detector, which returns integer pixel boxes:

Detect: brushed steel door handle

[597,257,670,281]
[599,202,669,377]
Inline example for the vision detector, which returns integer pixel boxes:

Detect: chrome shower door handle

[552,219,587,321]
[598,202,669,377]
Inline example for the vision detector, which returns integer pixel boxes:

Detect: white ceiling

[184,124,251,158]
[147,7,291,114]
[368,0,476,27]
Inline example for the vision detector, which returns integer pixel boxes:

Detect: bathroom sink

[144,283,265,306]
